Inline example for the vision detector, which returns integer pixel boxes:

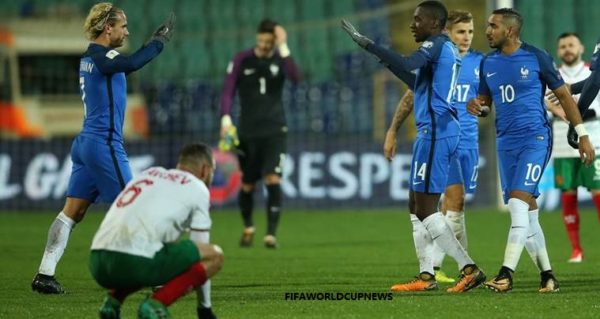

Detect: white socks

[410,214,434,275]
[525,209,552,272]
[422,212,473,270]
[431,210,467,269]
[503,198,530,271]
[38,212,75,276]
[191,230,212,308]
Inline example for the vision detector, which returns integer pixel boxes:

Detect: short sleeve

[535,49,565,90]
[190,184,212,231]
[477,57,491,96]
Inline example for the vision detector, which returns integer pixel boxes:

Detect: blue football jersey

[455,50,483,149]
[412,34,461,140]
[478,43,564,150]
[78,41,163,144]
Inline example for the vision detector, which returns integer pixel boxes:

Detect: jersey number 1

[259,77,266,94]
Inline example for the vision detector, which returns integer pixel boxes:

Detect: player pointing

[467,8,594,293]
[32,2,175,294]
[343,0,486,293]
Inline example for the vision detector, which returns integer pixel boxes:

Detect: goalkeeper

[219,19,301,248]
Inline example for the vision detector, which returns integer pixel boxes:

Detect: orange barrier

[0,103,43,137]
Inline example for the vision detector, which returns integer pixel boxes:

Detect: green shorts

[89,240,201,289]
[553,157,600,191]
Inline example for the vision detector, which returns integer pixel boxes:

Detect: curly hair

[83,2,124,40]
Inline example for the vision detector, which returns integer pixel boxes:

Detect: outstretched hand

[341,19,373,48]
[148,12,176,45]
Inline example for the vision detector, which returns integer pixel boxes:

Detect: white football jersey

[552,61,600,158]
[91,167,211,258]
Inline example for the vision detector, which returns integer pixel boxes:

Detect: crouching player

[89,143,223,319]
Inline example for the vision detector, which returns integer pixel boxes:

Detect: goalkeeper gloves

[341,19,373,49]
[146,12,176,46]
[567,125,579,149]
[219,115,239,152]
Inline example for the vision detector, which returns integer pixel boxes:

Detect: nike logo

[413,181,423,185]
[243,68,256,75]
[524,181,536,186]
[469,184,477,190]
[486,72,497,77]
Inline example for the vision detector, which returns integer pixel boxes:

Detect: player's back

[480,43,563,150]
[455,50,483,149]
[79,44,127,144]
[413,34,461,140]
[91,167,211,258]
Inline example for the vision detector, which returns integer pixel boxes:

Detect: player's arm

[384,90,414,161]
[575,66,600,118]
[92,42,163,75]
[93,13,174,75]
[275,25,302,83]
[544,97,568,122]
[468,59,492,116]
[218,54,243,148]
[341,19,425,88]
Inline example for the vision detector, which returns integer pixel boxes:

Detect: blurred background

[0,0,598,211]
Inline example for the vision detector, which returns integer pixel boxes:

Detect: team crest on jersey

[422,41,433,49]
[270,64,279,76]
[520,66,529,79]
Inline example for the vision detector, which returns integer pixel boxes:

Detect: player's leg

[582,156,600,254]
[391,190,438,292]
[523,197,559,293]
[32,137,98,294]
[262,133,286,248]
[145,242,224,318]
[554,157,583,262]
[190,231,216,319]
[411,137,484,292]
[237,137,260,247]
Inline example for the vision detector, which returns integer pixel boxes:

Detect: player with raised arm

[90,143,222,319]
[219,19,300,248]
[467,8,595,293]
[343,0,486,293]
[545,33,600,263]
[384,10,483,285]
[31,2,175,294]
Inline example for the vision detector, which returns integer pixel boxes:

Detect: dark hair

[557,32,581,42]
[178,143,213,169]
[447,10,473,27]
[492,8,523,32]
[417,1,448,29]
[257,18,277,34]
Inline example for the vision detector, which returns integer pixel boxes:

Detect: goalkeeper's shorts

[237,134,287,183]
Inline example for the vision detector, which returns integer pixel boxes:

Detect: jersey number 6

[116,179,154,208]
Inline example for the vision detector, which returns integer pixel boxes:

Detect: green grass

[1,209,600,318]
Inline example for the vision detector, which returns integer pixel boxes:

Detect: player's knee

[264,174,280,185]
[202,245,224,277]
[241,183,255,193]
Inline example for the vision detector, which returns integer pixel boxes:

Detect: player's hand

[341,19,373,49]
[274,25,287,46]
[219,115,239,152]
[147,12,176,45]
[577,135,595,166]
[567,124,578,149]
[383,130,398,162]
[545,98,568,123]
[467,98,489,117]
[545,91,560,107]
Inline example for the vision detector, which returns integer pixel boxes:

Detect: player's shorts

[89,239,201,289]
[446,148,479,194]
[410,136,459,194]
[237,133,286,184]
[554,156,600,191]
[497,142,551,204]
[66,135,132,203]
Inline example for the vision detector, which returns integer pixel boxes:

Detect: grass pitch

[1,208,600,318]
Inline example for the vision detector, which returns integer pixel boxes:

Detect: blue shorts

[66,136,132,203]
[497,142,551,204]
[410,136,459,194]
[446,148,479,194]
